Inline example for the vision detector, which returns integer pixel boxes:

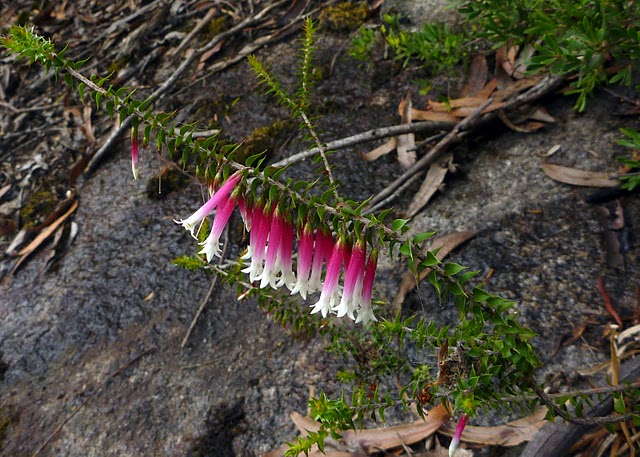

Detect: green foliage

[350,15,469,73]
[616,128,640,191]
[459,0,640,111]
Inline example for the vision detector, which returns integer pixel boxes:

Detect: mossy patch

[319,2,369,32]
[237,119,295,163]
[19,188,58,229]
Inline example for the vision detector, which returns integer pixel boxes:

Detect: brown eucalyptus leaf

[406,151,453,217]
[439,408,548,446]
[492,76,544,102]
[459,55,488,97]
[360,137,396,161]
[392,231,477,313]
[450,100,504,118]
[428,97,489,112]
[398,97,459,123]
[511,43,536,79]
[540,163,620,188]
[397,91,416,169]
[287,404,449,455]
[17,200,78,257]
[528,106,556,123]
[477,78,497,99]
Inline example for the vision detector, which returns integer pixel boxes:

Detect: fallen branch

[271,122,454,168]
[85,0,287,176]
[364,74,565,211]
[364,98,493,211]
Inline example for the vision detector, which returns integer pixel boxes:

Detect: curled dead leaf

[439,408,548,447]
[540,163,620,188]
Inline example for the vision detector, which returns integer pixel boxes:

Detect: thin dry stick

[364,98,493,211]
[534,386,638,426]
[271,122,453,168]
[363,74,566,211]
[85,0,286,175]
[167,6,219,57]
[180,228,229,349]
[32,347,156,457]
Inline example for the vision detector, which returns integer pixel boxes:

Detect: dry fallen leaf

[397,91,417,169]
[360,137,397,161]
[392,231,477,313]
[540,163,620,188]
[265,404,451,457]
[10,199,79,277]
[406,151,453,217]
[459,55,489,98]
[438,408,548,447]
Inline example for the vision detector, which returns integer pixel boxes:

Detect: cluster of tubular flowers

[174,171,378,324]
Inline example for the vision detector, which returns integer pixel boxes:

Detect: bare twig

[271,123,452,168]
[167,6,219,58]
[180,228,229,349]
[84,0,287,176]
[364,99,493,211]
[32,347,156,457]
[363,74,566,211]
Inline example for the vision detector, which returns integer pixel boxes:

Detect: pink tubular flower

[307,229,334,293]
[290,222,314,300]
[241,204,272,282]
[174,172,242,238]
[198,190,238,262]
[448,414,469,457]
[277,217,297,291]
[355,248,378,325]
[334,239,365,320]
[310,237,347,318]
[238,197,253,232]
[131,126,139,180]
[256,207,284,289]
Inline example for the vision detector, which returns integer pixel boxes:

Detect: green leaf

[413,231,435,244]
[392,218,410,232]
[78,83,85,104]
[444,262,467,276]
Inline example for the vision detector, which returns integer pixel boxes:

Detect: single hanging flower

[240,200,262,261]
[310,237,347,318]
[174,172,242,238]
[256,207,284,289]
[355,248,378,325]
[198,189,238,262]
[238,197,253,232]
[277,216,297,291]
[449,414,469,457]
[307,228,334,293]
[290,221,314,300]
[334,239,365,320]
[241,203,272,282]
[131,125,139,180]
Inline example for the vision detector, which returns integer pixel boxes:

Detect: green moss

[319,2,369,32]
[108,57,129,74]
[208,16,231,37]
[238,119,295,163]
[19,188,58,229]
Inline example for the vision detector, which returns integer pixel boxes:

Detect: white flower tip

[449,440,460,457]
